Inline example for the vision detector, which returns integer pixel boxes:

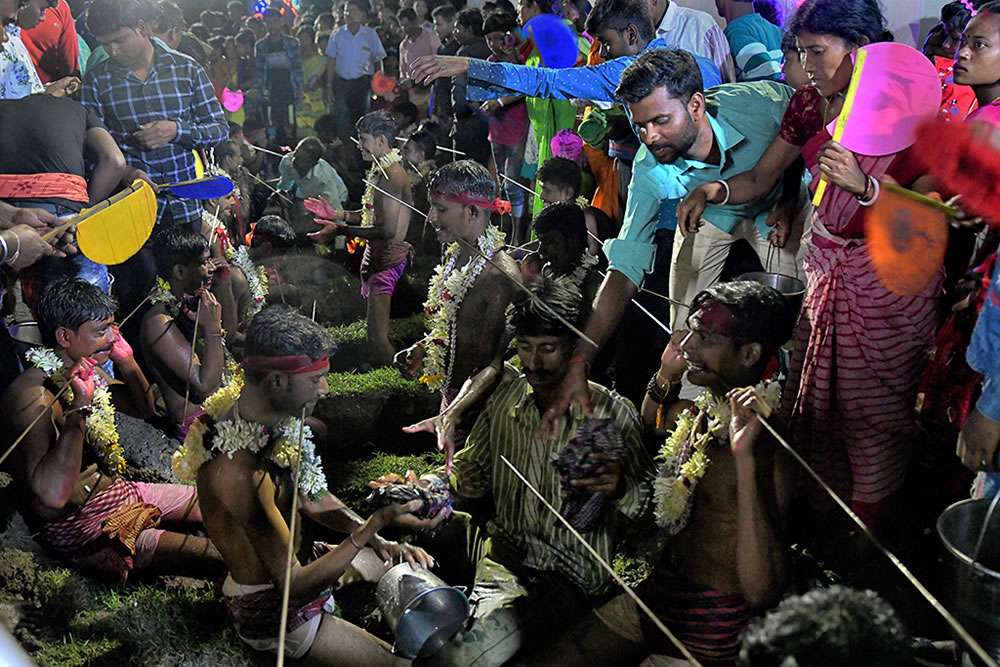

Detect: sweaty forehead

[687,299,741,339]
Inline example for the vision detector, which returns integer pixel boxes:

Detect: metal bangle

[349,532,364,549]
[858,176,880,207]
[0,232,8,264]
[713,179,731,206]
[5,231,20,266]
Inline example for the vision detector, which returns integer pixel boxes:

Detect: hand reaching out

[305,197,339,220]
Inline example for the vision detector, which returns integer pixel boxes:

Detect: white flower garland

[172,392,328,499]
[652,379,781,535]
[361,149,403,229]
[419,224,505,392]
[231,246,268,319]
[25,347,126,474]
[559,252,598,294]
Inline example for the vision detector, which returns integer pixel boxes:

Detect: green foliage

[612,553,652,587]
[328,450,446,506]
[328,313,427,346]
[327,367,423,398]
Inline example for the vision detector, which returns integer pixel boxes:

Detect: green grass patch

[328,313,427,346]
[612,553,652,587]
[327,367,424,398]
[329,450,446,506]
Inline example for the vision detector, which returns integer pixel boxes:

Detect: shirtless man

[307,110,413,368]
[521,201,601,316]
[528,281,795,665]
[394,160,519,468]
[1,279,221,581]
[140,225,227,434]
[186,305,433,665]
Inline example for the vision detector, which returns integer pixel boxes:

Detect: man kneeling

[529,281,796,666]
[1,279,223,581]
[176,305,433,665]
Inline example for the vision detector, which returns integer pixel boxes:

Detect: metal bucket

[736,272,806,340]
[937,497,1000,661]
[8,321,41,360]
[375,563,469,659]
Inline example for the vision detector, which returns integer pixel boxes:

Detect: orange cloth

[0,172,88,202]
[580,42,619,226]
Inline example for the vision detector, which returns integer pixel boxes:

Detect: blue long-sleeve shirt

[969,260,1000,423]
[465,39,722,116]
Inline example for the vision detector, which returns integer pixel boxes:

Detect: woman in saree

[677,0,944,534]
[296,25,329,137]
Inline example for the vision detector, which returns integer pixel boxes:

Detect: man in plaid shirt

[82,0,227,228]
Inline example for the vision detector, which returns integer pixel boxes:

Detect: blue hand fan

[158,175,235,199]
[525,14,578,69]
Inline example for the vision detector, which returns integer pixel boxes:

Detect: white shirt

[655,1,736,83]
[325,24,386,80]
[0,26,44,100]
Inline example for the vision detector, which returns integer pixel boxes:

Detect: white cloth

[0,26,44,100]
[325,24,386,80]
[655,1,736,83]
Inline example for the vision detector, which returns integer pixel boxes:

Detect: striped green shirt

[446,376,652,596]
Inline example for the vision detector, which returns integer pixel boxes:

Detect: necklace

[25,347,126,474]
[652,379,780,535]
[420,225,505,392]
[231,246,269,320]
[172,393,328,499]
[361,149,403,229]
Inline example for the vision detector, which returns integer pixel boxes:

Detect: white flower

[25,347,64,375]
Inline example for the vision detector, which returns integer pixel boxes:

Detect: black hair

[314,113,337,141]
[394,100,419,124]
[431,4,456,21]
[346,0,369,13]
[739,586,910,666]
[251,215,296,249]
[688,280,788,374]
[406,130,438,160]
[244,305,334,383]
[235,28,256,46]
[214,138,240,165]
[483,10,517,34]
[537,157,582,198]
[397,6,417,22]
[941,0,986,32]
[483,0,517,19]
[295,136,325,158]
[86,0,157,36]
[584,0,654,43]
[781,29,797,53]
[510,274,582,339]
[457,7,484,35]
[731,0,782,26]
[532,201,588,248]
[37,279,118,347]
[427,159,496,207]
[296,24,316,40]
[151,225,209,280]
[155,0,184,33]
[977,0,1000,17]
[788,0,887,47]
[524,0,555,15]
[615,48,703,105]
[356,109,398,144]
[187,22,210,42]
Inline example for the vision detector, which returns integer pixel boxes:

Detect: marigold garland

[25,347,127,474]
[652,379,781,535]
[419,224,505,392]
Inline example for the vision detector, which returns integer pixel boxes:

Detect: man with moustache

[540,48,806,434]
[0,279,223,581]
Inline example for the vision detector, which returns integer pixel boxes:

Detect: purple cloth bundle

[367,474,454,521]
[552,418,624,532]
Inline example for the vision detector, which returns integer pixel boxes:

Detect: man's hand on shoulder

[134,121,179,150]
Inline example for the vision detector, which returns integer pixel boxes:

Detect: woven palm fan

[42,179,157,265]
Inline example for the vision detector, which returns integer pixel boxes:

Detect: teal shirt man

[605,80,794,288]
[724,13,785,82]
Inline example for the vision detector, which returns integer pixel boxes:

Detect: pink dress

[777,87,943,529]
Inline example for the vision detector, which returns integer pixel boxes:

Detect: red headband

[689,299,745,342]
[243,352,330,375]
[434,190,512,215]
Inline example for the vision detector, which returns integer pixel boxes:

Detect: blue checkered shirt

[81,41,228,225]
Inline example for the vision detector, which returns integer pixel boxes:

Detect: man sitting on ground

[1,279,223,581]
[531,280,795,665]
[521,201,601,314]
[376,274,651,665]
[176,305,432,664]
[394,160,519,467]
[308,110,413,368]
[140,226,228,435]
[245,214,299,306]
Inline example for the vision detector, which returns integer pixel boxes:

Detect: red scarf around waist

[0,173,89,203]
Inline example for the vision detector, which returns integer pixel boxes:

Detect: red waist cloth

[637,567,750,665]
[0,173,89,202]
[361,239,412,276]
[224,583,332,641]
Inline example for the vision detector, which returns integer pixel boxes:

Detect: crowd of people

[1,0,1000,664]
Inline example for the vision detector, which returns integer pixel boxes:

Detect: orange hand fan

[865,182,950,295]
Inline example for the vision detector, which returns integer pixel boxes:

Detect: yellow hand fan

[42,179,157,265]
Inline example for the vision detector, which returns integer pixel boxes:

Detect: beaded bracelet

[645,373,675,404]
